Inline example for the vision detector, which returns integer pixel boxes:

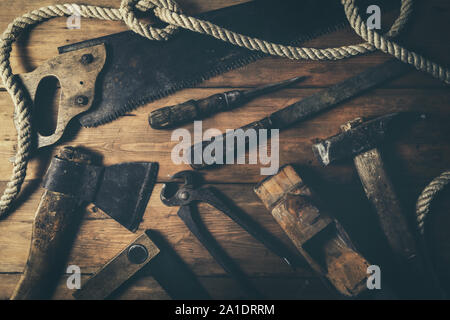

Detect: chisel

[149,76,307,129]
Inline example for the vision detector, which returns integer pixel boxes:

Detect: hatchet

[10,146,158,300]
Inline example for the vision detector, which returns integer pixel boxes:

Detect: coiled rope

[416,171,450,235]
[0,0,449,217]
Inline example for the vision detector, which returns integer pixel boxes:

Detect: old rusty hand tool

[74,230,210,300]
[312,113,443,298]
[161,170,301,299]
[149,76,307,129]
[10,146,158,300]
[188,59,412,170]
[255,165,374,298]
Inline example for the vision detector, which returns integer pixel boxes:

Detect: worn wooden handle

[10,147,93,300]
[354,148,445,298]
[10,191,83,300]
[19,45,106,149]
[149,90,242,129]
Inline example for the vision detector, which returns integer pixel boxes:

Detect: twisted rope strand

[416,172,450,235]
[0,0,448,217]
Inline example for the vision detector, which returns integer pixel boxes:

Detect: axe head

[93,162,159,232]
[43,150,158,232]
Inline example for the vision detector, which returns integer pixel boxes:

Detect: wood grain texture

[0,0,449,299]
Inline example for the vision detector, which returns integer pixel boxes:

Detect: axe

[10,146,158,300]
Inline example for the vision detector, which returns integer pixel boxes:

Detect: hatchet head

[42,147,158,231]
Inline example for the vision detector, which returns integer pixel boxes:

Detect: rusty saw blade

[58,0,395,128]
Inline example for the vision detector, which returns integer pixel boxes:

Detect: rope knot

[119,0,181,41]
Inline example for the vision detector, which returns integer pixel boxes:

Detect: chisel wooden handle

[10,147,93,300]
[149,76,307,129]
[149,90,242,129]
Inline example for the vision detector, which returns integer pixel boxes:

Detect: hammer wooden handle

[255,165,371,298]
[354,148,444,297]
[354,149,418,261]
[10,148,92,300]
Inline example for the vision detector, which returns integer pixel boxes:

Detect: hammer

[312,113,443,298]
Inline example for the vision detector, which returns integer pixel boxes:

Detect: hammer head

[312,113,401,166]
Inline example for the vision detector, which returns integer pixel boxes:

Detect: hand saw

[20,0,395,148]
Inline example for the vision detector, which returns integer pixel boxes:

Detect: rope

[416,171,450,235]
[0,0,449,217]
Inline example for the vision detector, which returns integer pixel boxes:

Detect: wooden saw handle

[10,147,93,300]
[18,44,106,149]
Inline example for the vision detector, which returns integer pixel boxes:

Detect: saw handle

[18,45,106,149]
[10,148,93,300]
[149,90,243,129]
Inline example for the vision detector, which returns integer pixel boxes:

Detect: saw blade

[59,0,395,128]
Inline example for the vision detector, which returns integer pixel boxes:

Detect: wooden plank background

[0,0,449,299]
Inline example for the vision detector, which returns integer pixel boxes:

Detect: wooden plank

[0,183,312,276]
[0,88,448,183]
[0,0,449,300]
[0,273,331,300]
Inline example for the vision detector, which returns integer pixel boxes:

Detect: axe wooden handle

[11,148,93,300]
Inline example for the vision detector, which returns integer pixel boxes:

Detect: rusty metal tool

[160,170,302,299]
[149,76,307,129]
[73,230,210,300]
[10,146,158,300]
[312,113,444,298]
[188,59,412,170]
[255,165,373,298]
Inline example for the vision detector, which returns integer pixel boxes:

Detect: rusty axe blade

[42,153,159,232]
[92,162,159,232]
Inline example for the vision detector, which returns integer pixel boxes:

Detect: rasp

[57,0,395,128]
